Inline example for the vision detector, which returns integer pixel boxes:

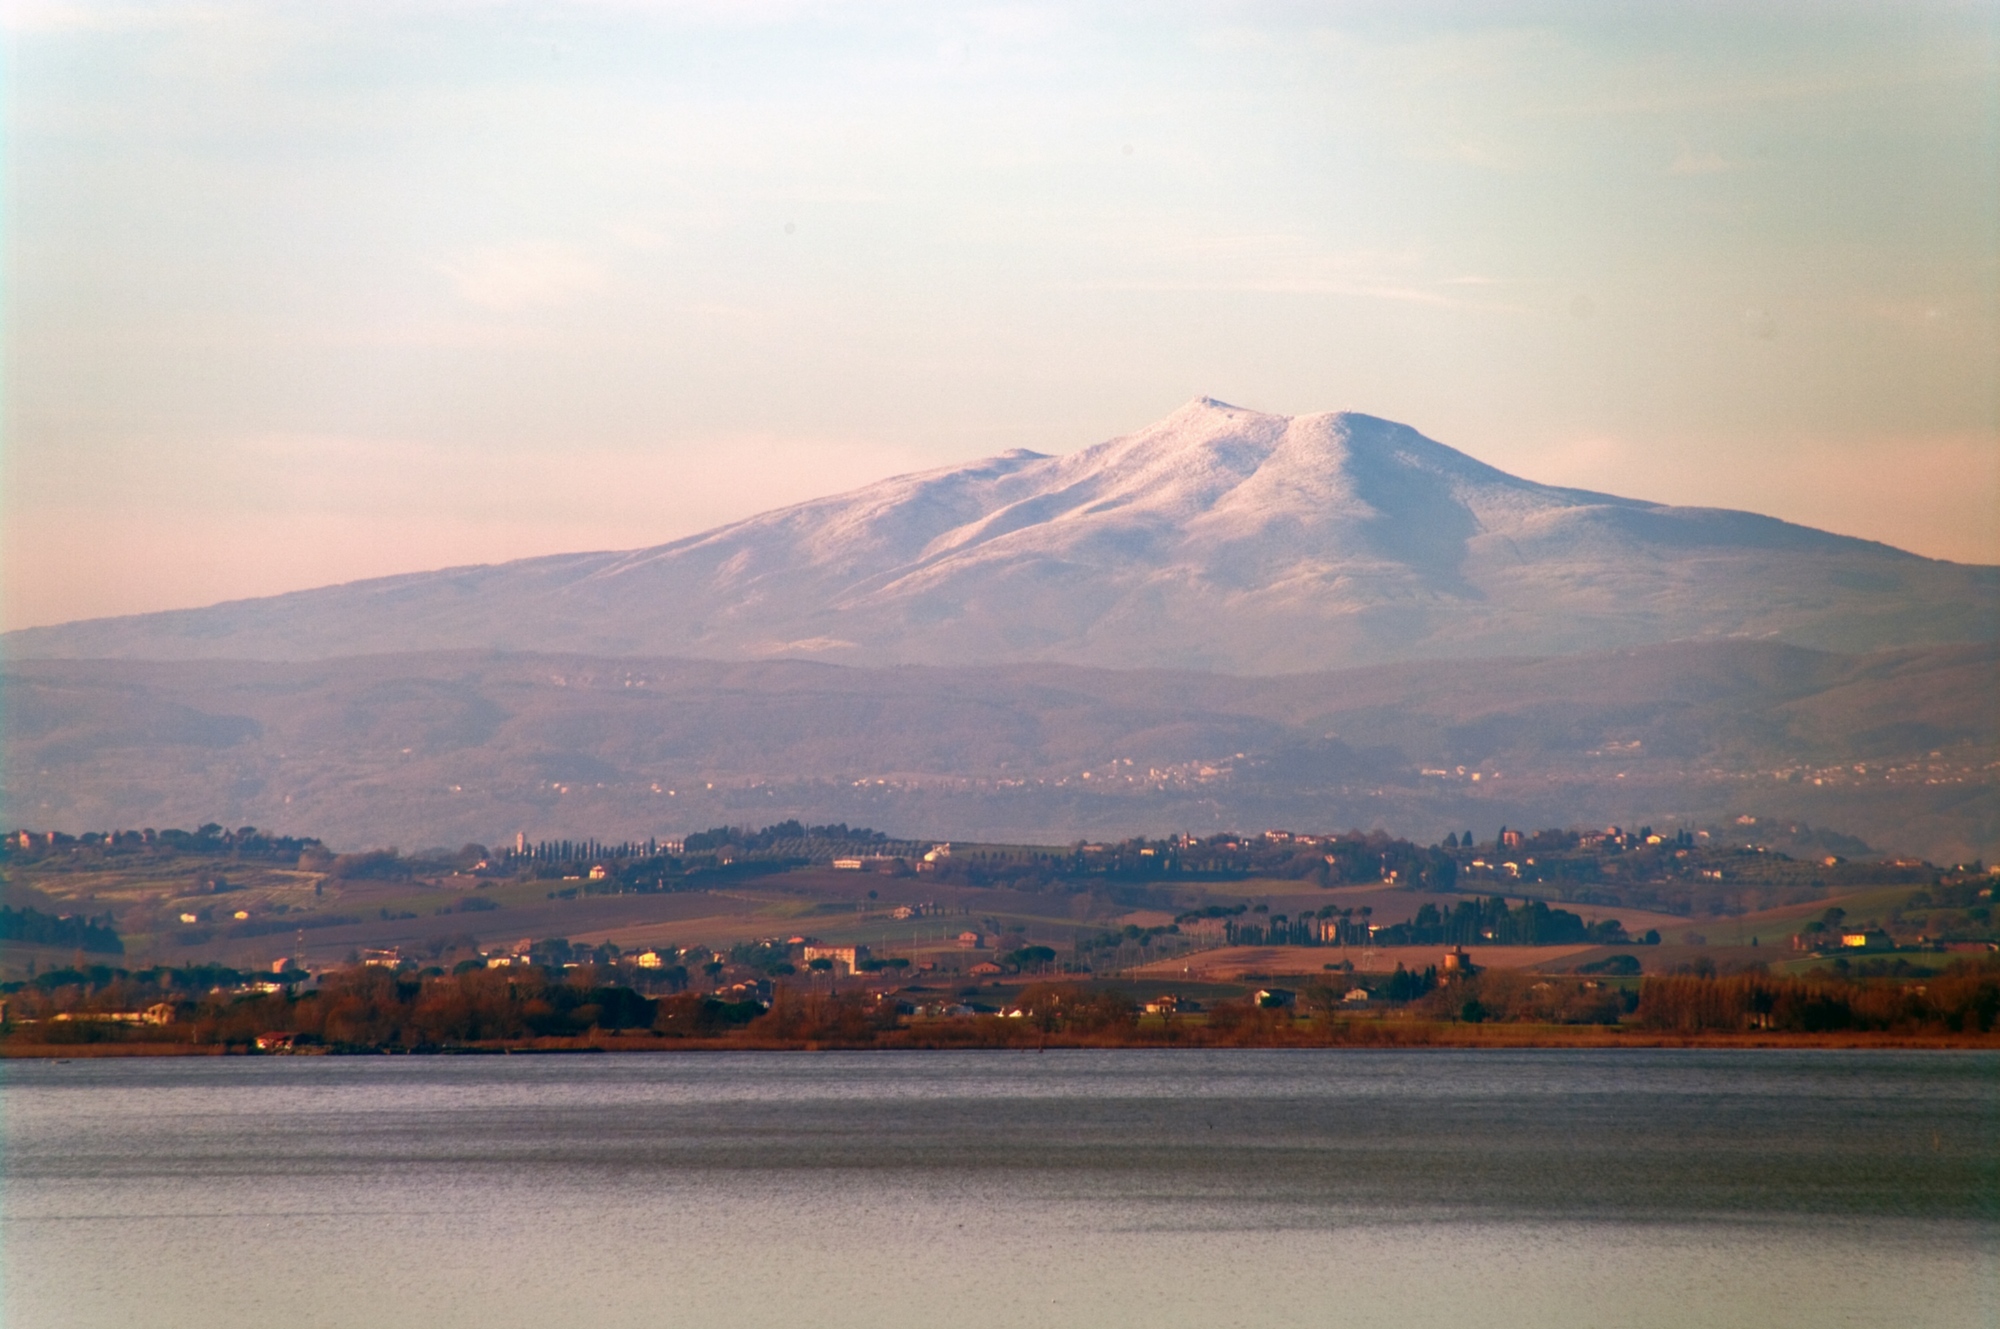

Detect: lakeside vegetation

[6,955,1996,1054]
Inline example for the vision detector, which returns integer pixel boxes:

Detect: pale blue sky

[6,1,1996,628]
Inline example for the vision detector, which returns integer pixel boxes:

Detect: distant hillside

[7,399,1993,669]
[5,641,1992,860]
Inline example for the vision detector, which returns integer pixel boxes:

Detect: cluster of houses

[830,844,955,871]
[1791,928,1893,953]
[27,1003,179,1027]
[801,943,865,972]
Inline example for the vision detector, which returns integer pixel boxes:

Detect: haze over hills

[6,641,1993,860]
[8,399,1994,670]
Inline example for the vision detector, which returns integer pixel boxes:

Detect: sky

[4,0,1996,630]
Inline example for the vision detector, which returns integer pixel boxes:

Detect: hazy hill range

[6,641,1992,860]
[7,399,1994,670]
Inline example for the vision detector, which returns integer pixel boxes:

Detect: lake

[3,1049,1994,1327]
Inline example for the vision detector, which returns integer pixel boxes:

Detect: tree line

[0,904,123,954]
[1635,968,2000,1034]
[4,824,325,867]
[1370,897,1642,947]
[9,958,1994,1050]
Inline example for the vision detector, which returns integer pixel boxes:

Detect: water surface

[5,1049,1995,1327]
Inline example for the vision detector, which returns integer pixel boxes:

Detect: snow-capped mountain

[8,398,1994,670]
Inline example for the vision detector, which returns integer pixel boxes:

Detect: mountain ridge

[7,398,1993,670]
[6,639,1993,859]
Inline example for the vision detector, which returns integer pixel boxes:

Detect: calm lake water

[3,1049,1995,1328]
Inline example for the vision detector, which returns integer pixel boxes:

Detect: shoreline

[8,1027,1996,1057]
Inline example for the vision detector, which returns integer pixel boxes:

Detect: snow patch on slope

[4,397,1989,670]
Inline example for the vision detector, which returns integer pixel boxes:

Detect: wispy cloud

[1065,235,1531,310]
[1,0,200,32]
[1071,277,1469,308]
[440,243,608,313]
[1527,58,1990,121]
[1669,146,1738,175]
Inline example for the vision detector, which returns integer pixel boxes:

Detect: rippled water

[4,1049,1995,1328]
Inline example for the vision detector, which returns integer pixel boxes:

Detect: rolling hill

[6,641,1993,860]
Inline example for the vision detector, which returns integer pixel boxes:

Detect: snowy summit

[8,398,1994,671]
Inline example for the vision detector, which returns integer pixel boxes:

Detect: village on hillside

[2,816,1993,1050]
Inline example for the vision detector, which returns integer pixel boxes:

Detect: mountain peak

[4,402,1989,671]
